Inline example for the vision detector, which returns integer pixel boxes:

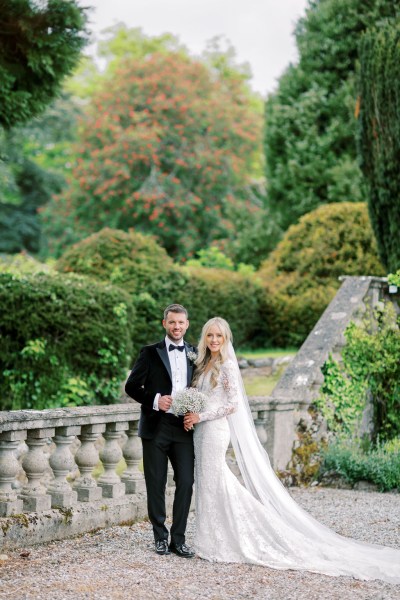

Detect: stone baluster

[18,428,55,512]
[98,422,128,498]
[73,424,105,502]
[0,430,26,516]
[255,410,268,449]
[121,421,145,494]
[47,426,80,508]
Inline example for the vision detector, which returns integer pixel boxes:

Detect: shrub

[0,252,52,275]
[321,437,400,492]
[258,202,385,346]
[0,272,133,410]
[56,228,187,353]
[317,302,400,441]
[177,266,266,347]
[56,228,267,353]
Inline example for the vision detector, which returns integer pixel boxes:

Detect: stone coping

[0,403,140,432]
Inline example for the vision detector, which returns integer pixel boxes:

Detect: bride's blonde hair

[192,317,233,389]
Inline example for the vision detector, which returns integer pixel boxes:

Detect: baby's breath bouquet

[171,387,206,416]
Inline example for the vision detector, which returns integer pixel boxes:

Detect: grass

[237,348,298,359]
[244,368,286,396]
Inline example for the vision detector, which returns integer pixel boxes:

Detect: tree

[358,22,400,271]
[0,0,88,129]
[0,93,82,254]
[42,51,263,260]
[264,0,400,236]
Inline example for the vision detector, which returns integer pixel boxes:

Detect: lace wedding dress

[193,355,400,583]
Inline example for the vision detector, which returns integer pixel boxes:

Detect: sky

[83,0,309,97]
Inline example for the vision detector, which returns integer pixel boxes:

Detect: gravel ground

[0,487,399,600]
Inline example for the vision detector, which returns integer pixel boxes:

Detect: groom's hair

[163,304,188,319]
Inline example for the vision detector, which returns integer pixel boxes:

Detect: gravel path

[0,487,399,600]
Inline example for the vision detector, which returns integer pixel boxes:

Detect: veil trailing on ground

[225,342,400,584]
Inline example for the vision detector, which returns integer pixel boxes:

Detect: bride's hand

[184,412,200,431]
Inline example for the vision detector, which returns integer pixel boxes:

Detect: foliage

[317,302,400,441]
[321,437,400,492]
[177,266,266,348]
[0,93,82,255]
[186,247,235,270]
[0,0,88,129]
[42,50,263,260]
[0,252,51,275]
[55,228,266,352]
[358,22,400,271]
[315,357,368,436]
[264,0,400,235]
[56,228,187,354]
[0,271,133,410]
[258,202,384,346]
[388,269,400,287]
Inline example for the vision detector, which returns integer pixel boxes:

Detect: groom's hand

[159,395,173,411]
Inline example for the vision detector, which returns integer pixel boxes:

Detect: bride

[183,317,400,583]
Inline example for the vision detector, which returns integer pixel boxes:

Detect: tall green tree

[0,0,88,129]
[358,22,400,271]
[264,0,400,237]
[0,94,82,254]
[0,0,88,254]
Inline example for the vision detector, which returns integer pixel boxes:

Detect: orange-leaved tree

[43,51,262,259]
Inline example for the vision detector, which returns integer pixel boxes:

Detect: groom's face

[163,311,189,342]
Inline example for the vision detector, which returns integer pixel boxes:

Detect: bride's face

[206,324,224,357]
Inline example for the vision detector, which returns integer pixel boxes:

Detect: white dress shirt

[153,336,188,412]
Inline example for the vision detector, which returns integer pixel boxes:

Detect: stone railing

[0,402,270,549]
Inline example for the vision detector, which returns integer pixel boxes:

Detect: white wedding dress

[193,356,400,583]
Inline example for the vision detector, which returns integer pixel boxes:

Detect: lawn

[237,348,298,359]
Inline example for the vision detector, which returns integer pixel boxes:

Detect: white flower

[171,387,206,416]
[186,350,198,362]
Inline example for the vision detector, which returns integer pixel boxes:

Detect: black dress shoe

[155,539,170,555]
[169,543,195,558]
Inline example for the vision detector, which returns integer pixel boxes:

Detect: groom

[125,303,196,558]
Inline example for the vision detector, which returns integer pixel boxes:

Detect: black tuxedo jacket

[125,339,196,439]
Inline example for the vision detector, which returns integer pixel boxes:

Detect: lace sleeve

[198,360,239,422]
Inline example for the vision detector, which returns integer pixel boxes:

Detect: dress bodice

[196,360,239,422]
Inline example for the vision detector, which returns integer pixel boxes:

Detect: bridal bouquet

[171,387,206,416]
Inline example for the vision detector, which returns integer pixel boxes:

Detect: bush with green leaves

[56,228,188,353]
[0,272,133,410]
[177,266,265,348]
[318,302,400,441]
[321,437,400,492]
[55,228,266,352]
[258,202,385,346]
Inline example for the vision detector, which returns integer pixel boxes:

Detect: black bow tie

[169,344,185,352]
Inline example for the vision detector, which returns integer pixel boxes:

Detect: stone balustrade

[0,401,271,549]
[0,405,145,518]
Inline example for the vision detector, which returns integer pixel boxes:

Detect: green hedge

[56,228,187,353]
[0,272,133,410]
[56,228,267,354]
[176,266,266,348]
[258,202,385,346]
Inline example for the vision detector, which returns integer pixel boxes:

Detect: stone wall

[257,276,399,470]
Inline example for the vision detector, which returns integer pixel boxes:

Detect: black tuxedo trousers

[125,340,195,545]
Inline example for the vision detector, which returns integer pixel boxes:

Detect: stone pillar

[18,428,55,512]
[254,410,268,449]
[47,426,80,508]
[121,421,145,494]
[73,424,105,502]
[0,430,26,516]
[98,422,128,498]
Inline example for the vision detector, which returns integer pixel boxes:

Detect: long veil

[226,342,400,583]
